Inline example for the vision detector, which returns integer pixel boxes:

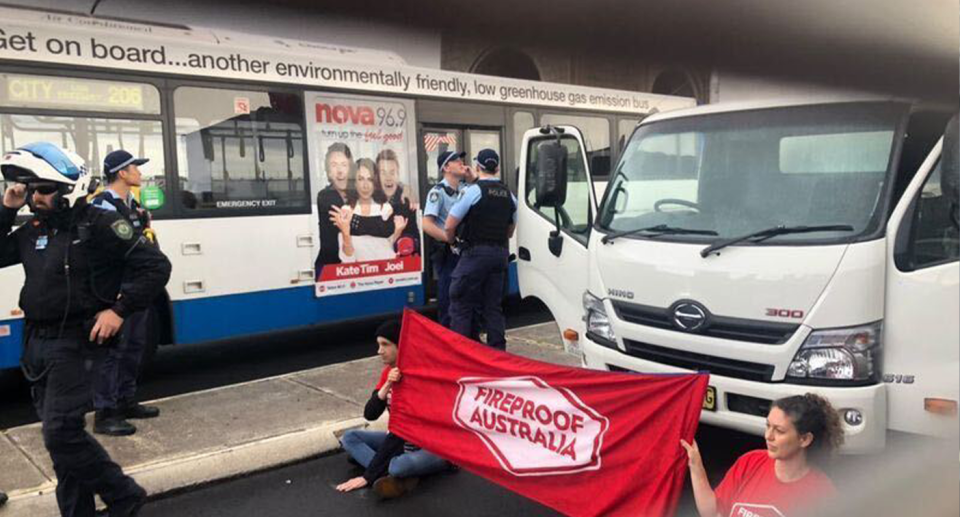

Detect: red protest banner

[389,310,709,517]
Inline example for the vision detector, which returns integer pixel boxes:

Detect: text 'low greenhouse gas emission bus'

[0,5,695,372]
[518,100,959,452]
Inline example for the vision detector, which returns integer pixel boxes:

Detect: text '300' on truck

[517,99,959,452]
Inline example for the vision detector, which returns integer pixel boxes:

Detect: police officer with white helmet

[0,143,171,517]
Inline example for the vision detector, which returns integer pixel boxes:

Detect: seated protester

[681,393,842,517]
[335,319,451,499]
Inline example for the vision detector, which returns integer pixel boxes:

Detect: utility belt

[25,318,89,339]
[430,240,462,264]
[460,239,508,251]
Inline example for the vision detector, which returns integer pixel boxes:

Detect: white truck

[516,100,959,452]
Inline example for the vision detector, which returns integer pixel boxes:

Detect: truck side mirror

[535,141,568,208]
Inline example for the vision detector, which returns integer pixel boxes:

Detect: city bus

[0,5,695,371]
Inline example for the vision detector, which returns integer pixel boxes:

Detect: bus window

[0,115,166,204]
[540,113,611,181]
[422,129,460,187]
[0,74,165,212]
[512,111,535,171]
[618,118,638,153]
[174,87,306,211]
[468,129,501,164]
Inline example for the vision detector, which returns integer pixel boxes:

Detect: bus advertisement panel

[306,92,422,297]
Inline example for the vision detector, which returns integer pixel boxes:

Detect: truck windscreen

[599,102,907,244]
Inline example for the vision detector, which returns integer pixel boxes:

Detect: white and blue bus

[0,5,694,371]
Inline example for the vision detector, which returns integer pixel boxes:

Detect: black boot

[120,400,160,420]
[94,409,137,436]
[95,484,147,517]
[107,484,147,517]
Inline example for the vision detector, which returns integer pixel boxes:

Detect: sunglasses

[28,183,60,195]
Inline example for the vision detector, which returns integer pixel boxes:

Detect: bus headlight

[786,322,882,384]
[583,291,617,348]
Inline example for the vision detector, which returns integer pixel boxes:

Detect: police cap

[437,150,466,171]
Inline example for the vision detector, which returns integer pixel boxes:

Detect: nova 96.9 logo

[315,103,407,128]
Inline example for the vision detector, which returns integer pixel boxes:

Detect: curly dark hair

[772,393,845,464]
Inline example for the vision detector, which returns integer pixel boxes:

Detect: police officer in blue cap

[90,150,160,437]
[423,150,467,327]
[444,149,517,349]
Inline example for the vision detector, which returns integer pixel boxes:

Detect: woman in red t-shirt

[681,393,844,517]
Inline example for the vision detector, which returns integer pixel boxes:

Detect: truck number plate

[702,386,717,411]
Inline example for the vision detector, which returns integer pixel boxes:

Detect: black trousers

[93,310,149,411]
[21,330,142,517]
[449,245,509,349]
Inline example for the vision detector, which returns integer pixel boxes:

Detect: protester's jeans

[341,430,448,478]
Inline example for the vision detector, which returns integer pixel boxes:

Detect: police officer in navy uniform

[1,143,171,517]
[422,150,467,327]
[444,149,517,349]
[90,150,161,437]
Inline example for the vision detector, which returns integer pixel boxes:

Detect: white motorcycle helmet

[1,142,91,209]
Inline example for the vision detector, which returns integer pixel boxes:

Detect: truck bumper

[580,337,888,453]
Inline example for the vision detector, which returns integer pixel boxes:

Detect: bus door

[417,125,504,301]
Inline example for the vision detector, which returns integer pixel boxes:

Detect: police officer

[444,149,517,349]
[422,150,467,327]
[0,143,172,517]
[90,150,160,437]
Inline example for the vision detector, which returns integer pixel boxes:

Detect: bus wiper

[601,224,717,244]
[700,224,855,258]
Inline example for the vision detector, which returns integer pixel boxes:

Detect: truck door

[517,126,596,353]
[884,114,960,437]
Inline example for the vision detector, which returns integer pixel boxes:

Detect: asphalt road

[0,298,551,429]
[142,452,564,517]
[140,424,763,517]
[136,426,954,517]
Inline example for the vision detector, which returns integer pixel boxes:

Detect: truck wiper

[601,224,717,244]
[700,224,855,258]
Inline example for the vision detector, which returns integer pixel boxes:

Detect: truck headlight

[583,291,617,348]
[786,322,881,384]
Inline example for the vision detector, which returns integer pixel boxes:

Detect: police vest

[460,181,514,248]
[93,192,151,236]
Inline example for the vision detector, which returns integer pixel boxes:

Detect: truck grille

[622,339,775,382]
[612,301,799,345]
